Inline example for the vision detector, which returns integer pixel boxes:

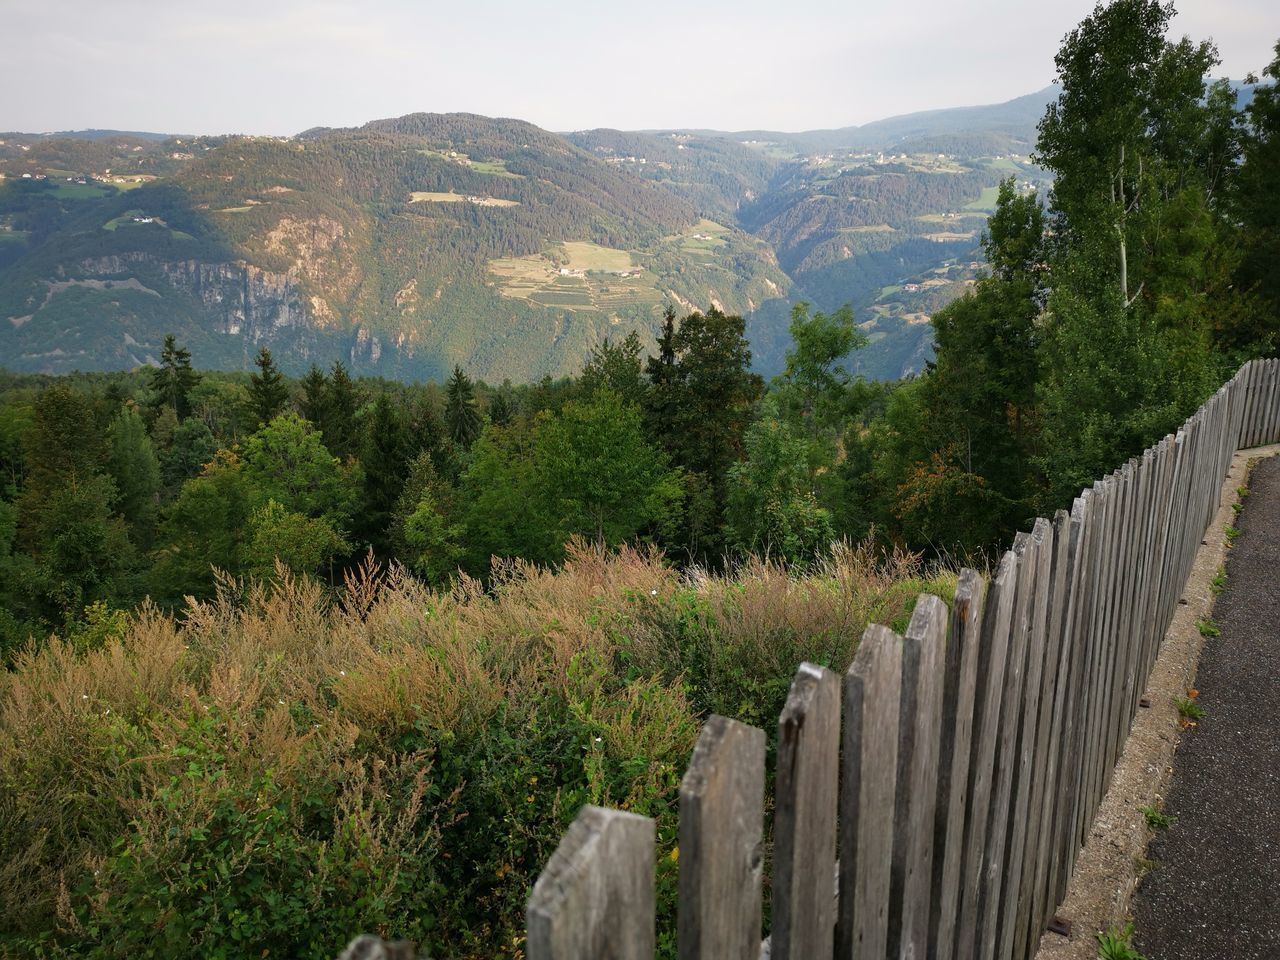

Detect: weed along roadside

[524,359,1279,959]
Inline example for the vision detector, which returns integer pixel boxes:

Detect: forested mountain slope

[1,89,1066,381]
[0,116,788,380]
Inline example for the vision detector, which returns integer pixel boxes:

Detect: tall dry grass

[0,540,954,959]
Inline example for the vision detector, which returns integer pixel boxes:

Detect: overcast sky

[2,0,1275,136]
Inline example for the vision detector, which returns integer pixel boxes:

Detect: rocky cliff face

[77,253,314,344]
[0,247,354,373]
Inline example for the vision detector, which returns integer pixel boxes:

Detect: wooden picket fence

[525,358,1280,960]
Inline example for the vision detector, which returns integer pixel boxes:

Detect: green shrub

[1209,566,1227,594]
[1139,803,1175,830]
[1175,696,1205,721]
[75,719,450,960]
[1096,923,1146,960]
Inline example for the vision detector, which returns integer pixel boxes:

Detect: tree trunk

[1118,143,1129,305]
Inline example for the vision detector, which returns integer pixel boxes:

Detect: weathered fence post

[772,662,841,960]
[1050,493,1094,910]
[954,552,1017,960]
[975,531,1037,960]
[838,623,904,960]
[1016,510,1072,958]
[678,715,766,960]
[996,517,1054,960]
[889,594,948,959]
[929,570,988,960]
[526,806,655,960]
[1267,358,1280,443]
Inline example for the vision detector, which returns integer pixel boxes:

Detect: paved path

[1132,454,1280,960]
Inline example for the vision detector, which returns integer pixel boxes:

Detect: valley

[0,89,1056,382]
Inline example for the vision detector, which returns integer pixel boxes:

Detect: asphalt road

[1132,454,1280,960]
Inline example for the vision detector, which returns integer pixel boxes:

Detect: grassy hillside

[0,543,954,959]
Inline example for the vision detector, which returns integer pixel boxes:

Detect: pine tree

[643,306,679,445]
[409,398,458,481]
[324,361,361,460]
[298,365,331,428]
[148,334,200,420]
[640,306,764,560]
[488,387,515,428]
[247,347,289,426]
[17,386,131,621]
[106,406,161,545]
[444,365,482,449]
[359,394,411,555]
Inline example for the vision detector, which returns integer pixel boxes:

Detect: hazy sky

[2,0,1276,135]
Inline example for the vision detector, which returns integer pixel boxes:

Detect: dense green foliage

[0,543,950,959]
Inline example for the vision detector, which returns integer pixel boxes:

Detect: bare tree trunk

[1118,143,1129,305]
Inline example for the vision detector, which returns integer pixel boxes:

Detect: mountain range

[0,87,1061,382]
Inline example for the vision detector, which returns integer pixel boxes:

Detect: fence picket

[1267,358,1280,443]
[771,663,841,960]
[975,532,1037,960]
[888,594,949,959]
[526,806,655,960]
[838,624,904,960]
[929,570,988,960]
[1076,479,1113,854]
[996,518,1053,960]
[678,716,766,960]
[1101,463,1136,783]
[1052,493,1094,908]
[1238,361,1256,448]
[954,552,1018,960]
[1020,509,1074,956]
